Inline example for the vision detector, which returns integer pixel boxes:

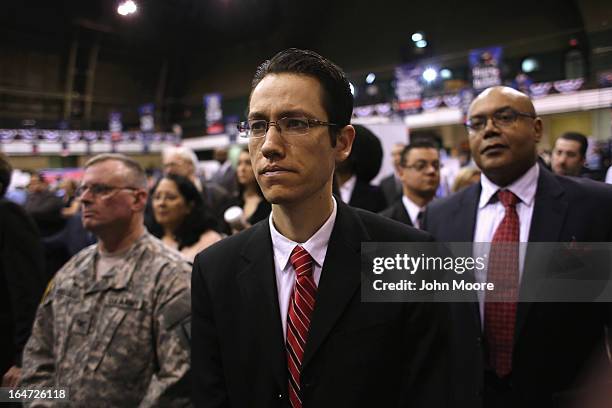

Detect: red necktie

[287,246,316,408]
[485,190,520,377]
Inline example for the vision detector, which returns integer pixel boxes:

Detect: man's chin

[81,220,99,232]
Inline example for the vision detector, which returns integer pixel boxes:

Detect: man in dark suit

[192,48,449,408]
[423,86,612,407]
[210,147,238,195]
[0,153,47,388]
[380,140,440,228]
[335,125,387,213]
[379,142,405,205]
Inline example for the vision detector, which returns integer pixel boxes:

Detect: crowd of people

[1,48,612,407]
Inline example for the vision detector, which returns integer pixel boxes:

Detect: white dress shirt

[339,175,357,204]
[473,163,539,321]
[269,198,337,340]
[401,195,425,228]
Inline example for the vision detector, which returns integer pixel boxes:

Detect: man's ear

[335,125,355,163]
[133,189,148,211]
[533,117,543,144]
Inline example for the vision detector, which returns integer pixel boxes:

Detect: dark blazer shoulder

[553,172,612,201]
[351,205,432,242]
[428,183,479,214]
[194,219,267,275]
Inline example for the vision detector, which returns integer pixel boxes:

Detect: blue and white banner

[139,103,155,132]
[394,64,424,114]
[469,46,503,91]
[204,93,224,135]
[109,111,123,133]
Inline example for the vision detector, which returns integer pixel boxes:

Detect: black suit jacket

[380,199,414,227]
[192,201,450,408]
[0,200,47,373]
[380,173,402,206]
[423,166,612,408]
[348,179,387,213]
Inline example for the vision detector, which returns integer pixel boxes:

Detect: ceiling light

[521,58,539,73]
[440,69,452,79]
[118,0,137,16]
[422,67,438,82]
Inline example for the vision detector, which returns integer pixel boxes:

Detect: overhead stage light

[117,0,138,16]
[440,69,452,79]
[422,67,438,82]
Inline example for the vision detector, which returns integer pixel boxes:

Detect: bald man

[423,86,612,407]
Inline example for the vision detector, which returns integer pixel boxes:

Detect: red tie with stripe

[485,190,520,377]
[286,245,316,408]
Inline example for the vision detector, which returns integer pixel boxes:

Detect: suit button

[476,336,482,345]
[277,393,283,400]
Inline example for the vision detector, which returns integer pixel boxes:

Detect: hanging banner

[422,96,442,111]
[443,93,461,109]
[469,46,503,91]
[394,64,424,114]
[553,78,584,93]
[529,82,553,98]
[204,93,224,135]
[139,103,155,132]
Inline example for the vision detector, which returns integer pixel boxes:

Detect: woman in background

[149,174,221,262]
[227,148,270,233]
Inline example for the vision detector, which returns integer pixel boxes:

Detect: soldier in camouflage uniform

[21,154,192,407]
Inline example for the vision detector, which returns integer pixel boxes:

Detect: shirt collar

[401,195,424,224]
[269,197,338,273]
[479,163,539,209]
[339,174,357,203]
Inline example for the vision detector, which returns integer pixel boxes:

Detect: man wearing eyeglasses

[191,48,449,408]
[380,140,440,229]
[423,86,612,407]
[21,153,192,407]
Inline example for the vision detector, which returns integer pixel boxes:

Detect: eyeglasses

[237,117,337,138]
[464,107,536,133]
[402,161,441,172]
[76,183,138,199]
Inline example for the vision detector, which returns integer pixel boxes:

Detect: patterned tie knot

[497,190,520,209]
[290,245,313,277]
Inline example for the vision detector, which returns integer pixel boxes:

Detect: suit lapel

[237,222,287,390]
[526,168,567,243]
[515,168,568,341]
[302,202,366,369]
[458,185,482,331]
[394,201,413,227]
[450,184,480,242]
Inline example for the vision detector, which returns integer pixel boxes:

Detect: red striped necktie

[286,245,316,408]
[485,189,520,377]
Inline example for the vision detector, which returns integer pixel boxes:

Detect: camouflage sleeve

[20,280,57,408]
[139,262,192,408]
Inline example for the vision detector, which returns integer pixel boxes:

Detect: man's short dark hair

[250,48,353,146]
[400,140,439,167]
[558,132,588,158]
[0,153,12,197]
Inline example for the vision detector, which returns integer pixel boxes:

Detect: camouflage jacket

[21,232,192,407]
